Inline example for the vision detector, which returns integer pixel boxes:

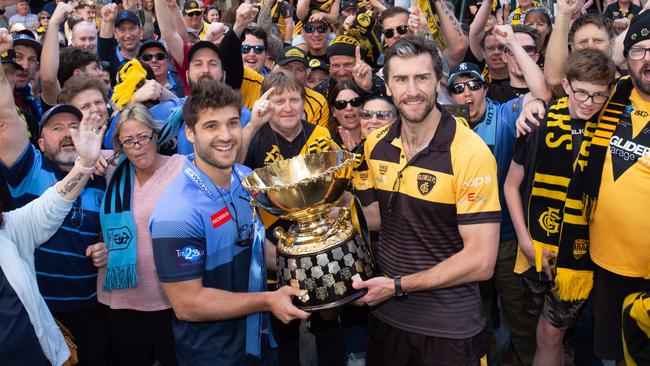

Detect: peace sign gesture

[251,87,276,128]
[352,46,373,92]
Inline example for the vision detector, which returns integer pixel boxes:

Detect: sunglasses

[185,10,202,17]
[241,45,265,55]
[506,45,538,56]
[359,110,396,121]
[140,52,166,61]
[303,24,328,34]
[383,24,408,39]
[334,97,363,110]
[40,16,50,20]
[450,80,485,94]
[71,197,85,229]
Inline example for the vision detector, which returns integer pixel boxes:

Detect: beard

[629,61,650,96]
[395,93,437,124]
[188,74,216,88]
[44,136,77,167]
[194,138,237,170]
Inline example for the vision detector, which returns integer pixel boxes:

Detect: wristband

[75,157,95,175]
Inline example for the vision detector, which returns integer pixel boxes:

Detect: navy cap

[276,46,308,67]
[1,49,23,71]
[12,33,42,58]
[114,10,140,27]
[623,12,650,57]
[183,0,202,14]
[308,58,328,72]
[447,62,485,87]
[138,40,166,57]
[187,41,222,64]
[39,104,83,134]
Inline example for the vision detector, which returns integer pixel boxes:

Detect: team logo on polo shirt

[417,173,437,195]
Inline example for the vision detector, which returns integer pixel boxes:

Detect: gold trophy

[242,151,375,311]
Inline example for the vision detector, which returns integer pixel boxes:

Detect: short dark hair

[262,71,305,100]
[381,6,409,25]
[58,75,108,104]
[480,28,495,50]
[183,80,243,130]
[512,24,541,51]
[243,25,268,50]
[58,46,100,84]
[569,14,613,45]
[565,48,615,86]
[383,34,443,83]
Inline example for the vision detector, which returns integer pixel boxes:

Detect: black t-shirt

[488,83,529,103]
[0,265,49,365]
[604,2,641,20]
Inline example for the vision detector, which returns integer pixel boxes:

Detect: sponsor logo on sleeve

[176,245,204,267]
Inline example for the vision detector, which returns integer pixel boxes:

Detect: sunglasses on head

[334,97,363,110]
[303,24,328,34]
[140,52,166,61]
[450,80,485,94]
[359,110,396,121]
[383,24,408,39]
[241,45,265,55]
[186,10,202,17]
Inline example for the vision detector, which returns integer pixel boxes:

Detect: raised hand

[51,2,74,26]
[408,4,426,34]
[251,87,275,128]
[557,0,583,18]
[352,46,373,92]
[70,112,106,169]
[204,22,228,44]
[100,3,118,23]
[131,79,164,104]
[0,28,12,55]
[123,0,138,11]
[493,24,517,47]
[235,1,259,28]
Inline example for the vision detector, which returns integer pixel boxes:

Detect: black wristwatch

[394,275,407,298]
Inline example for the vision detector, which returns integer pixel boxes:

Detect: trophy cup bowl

[243,151,375,311]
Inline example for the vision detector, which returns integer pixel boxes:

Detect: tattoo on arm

[57,172,85,198]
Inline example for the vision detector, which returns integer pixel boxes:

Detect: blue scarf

[100,107,184,291]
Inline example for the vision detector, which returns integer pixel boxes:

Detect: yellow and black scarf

[527,98,597,302]
[623,290,650,366]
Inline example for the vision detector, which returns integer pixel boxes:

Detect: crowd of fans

[0,0,648,365]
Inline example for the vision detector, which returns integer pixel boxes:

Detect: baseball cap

[623,11,650,57]
[39,104,83,134]
[187,41,222,64]
[309,58,328,72]
[114,10,140,27]
[138,40,167,57]
[447,62,485,87]
[1,49,23,71]
[340,0,357,12]
[12,32,42,59]
[276,46,308,67]
[183,0,202,14]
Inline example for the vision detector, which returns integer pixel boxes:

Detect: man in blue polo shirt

[0,29,109,366]
[150,80,309,366]
[445,24,551,366]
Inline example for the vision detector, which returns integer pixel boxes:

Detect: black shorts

[521,275,585,329]
[591,265,650,360]
[366,314,487,366]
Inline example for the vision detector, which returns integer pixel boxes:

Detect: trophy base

[277,227,375,311]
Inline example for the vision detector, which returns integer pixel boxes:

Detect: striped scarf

[623,290,650,366]
[527,98,597,301]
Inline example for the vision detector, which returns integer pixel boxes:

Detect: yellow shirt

[590,89,650,278]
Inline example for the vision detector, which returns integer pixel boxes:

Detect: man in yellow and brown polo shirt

[353,34,501,365]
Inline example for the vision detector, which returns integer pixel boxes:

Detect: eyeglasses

[241,45,265,55]
[120,133,154,150]
[383,24,408,39]
[484,44,505,53]
[628,47,650,61]
[568,84,609,104]
[506,45,538,56]
[303,24,328,34]
[140,53,166,62]
[334,97,363,110]
[71,197,85,229]
[359,110,396,121]
[450,80,485,94]
[185,11,203,17]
